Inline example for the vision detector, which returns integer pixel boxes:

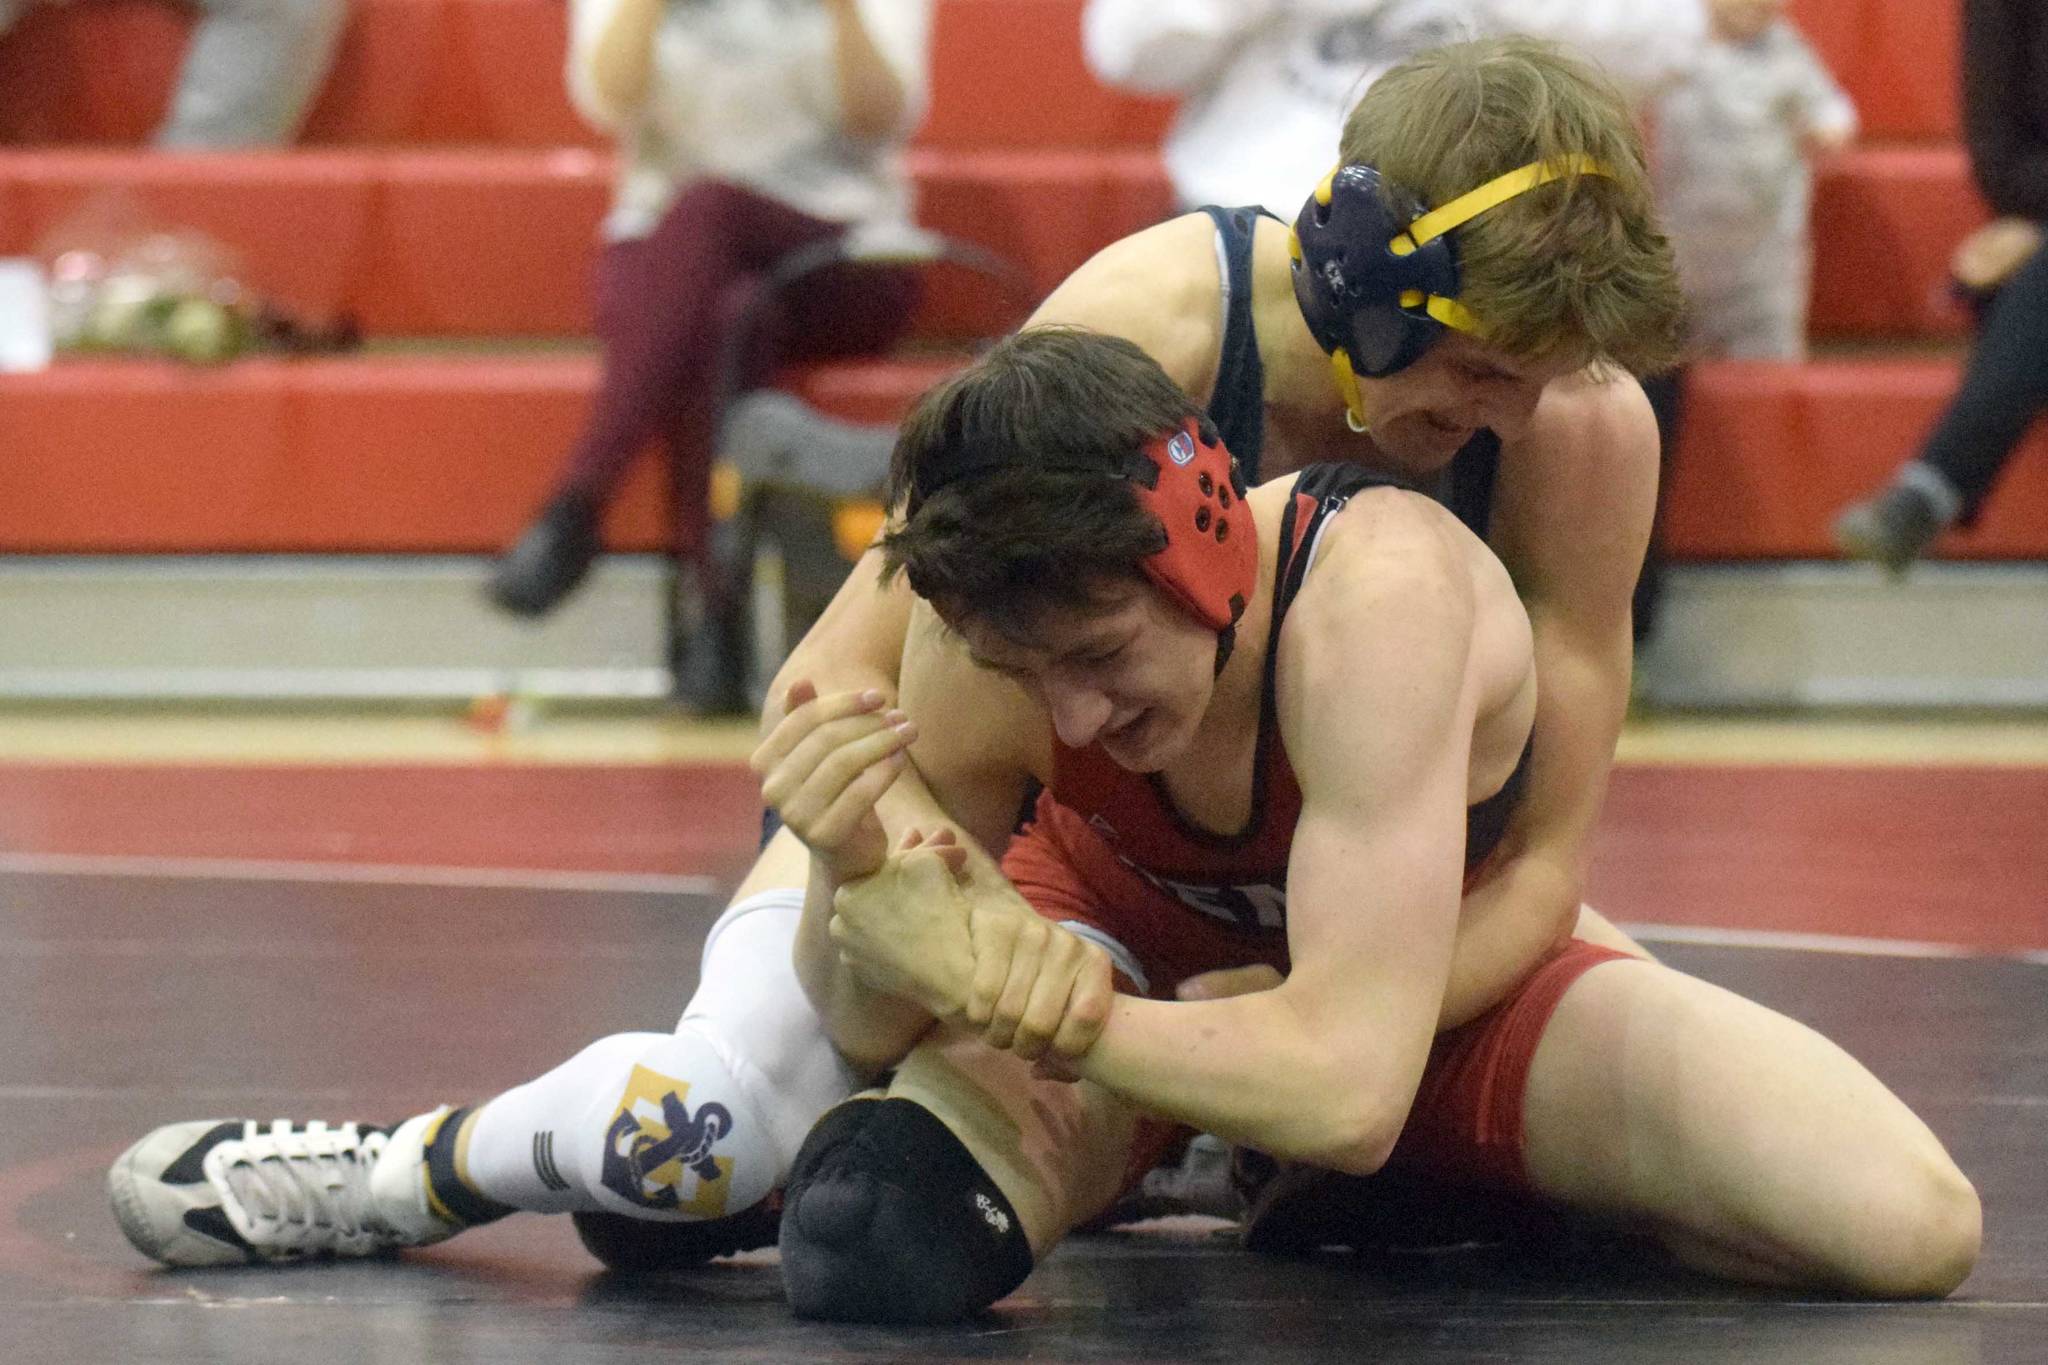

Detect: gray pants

[0,0,347,146]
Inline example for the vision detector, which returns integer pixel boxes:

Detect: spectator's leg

[488,182,850,617]
[1914,244,2048,519]
[666,260,922,560]
[158,0,348,148]
[785,260,923,361]
[1837,245,2048,571]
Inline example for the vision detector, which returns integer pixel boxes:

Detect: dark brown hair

[1340,36,1685,375]
[881,327,1204,640]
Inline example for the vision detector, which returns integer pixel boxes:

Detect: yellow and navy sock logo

[598,1064,736,1218]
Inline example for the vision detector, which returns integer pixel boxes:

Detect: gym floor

[1,708,2043,1363]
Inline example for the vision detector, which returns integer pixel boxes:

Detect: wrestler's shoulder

[1304,487,1481,613]
[1518,369,1659,477]
[1026,213,1223,391]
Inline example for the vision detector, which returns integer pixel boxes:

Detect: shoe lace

[215,1120,389,1242]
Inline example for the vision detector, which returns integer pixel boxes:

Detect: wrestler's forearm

[1438,852,1578,1029]
[793,854,937,1076]
[762,551,913,740]
[1071,988,1417,1175]
[787,751,977,1076]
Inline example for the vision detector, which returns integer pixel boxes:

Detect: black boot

[488,491,603,618]
[1833,478,1950,576]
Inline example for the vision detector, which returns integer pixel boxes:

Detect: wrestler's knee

[778,1098,1033,1323]
[566,1028,782,1231]
[1841,1154,1981,1298]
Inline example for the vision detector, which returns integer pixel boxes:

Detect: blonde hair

[1339,36,1685,375]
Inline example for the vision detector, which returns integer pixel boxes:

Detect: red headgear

[1132,420,1257,636]
[913,417,1259,667]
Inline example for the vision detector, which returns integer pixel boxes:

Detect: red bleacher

[0,0,1956,149]
[1,0,2041,561]
[0,355,958,554]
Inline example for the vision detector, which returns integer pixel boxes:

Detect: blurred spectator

[1651,0,1855,362]
[0,0,347,147]
[488,0,932,619]
[1082,0,1713,220]
[1835,0,2048,573]
[1637,0,1853,639]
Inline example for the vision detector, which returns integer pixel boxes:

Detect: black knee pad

[778,1098,1033,1323]
[571,1196,780,1273]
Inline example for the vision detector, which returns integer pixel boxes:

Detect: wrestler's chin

[1374,419,1474,475]
[1100,709,1173,773]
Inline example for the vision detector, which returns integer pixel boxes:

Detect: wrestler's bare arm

[874,610,1125,1059]
[1438,372,1658,1026]
[761,600,1085,1073]
[1024,215,1225,406]
[893,605,1048,853]
[754,535,966,1072]
[1061,504,1479,1170]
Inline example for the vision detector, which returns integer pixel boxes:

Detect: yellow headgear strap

[1320,154,1613,432]
[1392,154,1610,259]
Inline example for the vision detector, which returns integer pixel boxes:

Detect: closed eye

[1066,643,1126,669]
[968,653,1035,685]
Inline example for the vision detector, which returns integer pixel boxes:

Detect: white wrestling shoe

[108,1110,459,1266]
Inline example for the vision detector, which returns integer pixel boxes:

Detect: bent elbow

[1316,1128,1399,1179]
[1294,1095,1401,1178]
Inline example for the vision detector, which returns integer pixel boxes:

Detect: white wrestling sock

[460,890,858,1220]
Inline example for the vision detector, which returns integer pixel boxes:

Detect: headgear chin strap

[1290,155,1612,432]
[917,419,1258,673]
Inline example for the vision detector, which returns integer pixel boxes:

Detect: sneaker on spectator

[1834,470,1956,575]
[488,491,603,618]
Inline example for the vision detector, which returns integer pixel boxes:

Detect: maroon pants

[562,179,919,555]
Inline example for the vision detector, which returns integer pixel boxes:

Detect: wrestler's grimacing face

[1354,334,1574,476]
[953,580,1218,773]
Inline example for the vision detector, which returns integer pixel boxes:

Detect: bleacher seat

[0,0,2036,571]
[0,144,1970,342]
[0,0,1961,149]
[1664,359,2048,559]
[0,354,959,553]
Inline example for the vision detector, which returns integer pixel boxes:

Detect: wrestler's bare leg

[1521,956,1980,1296]
[885,1028,1143,1254]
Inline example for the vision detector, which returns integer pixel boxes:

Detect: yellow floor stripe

[0,708,2045,768]
[1618,715,2048,767]
[0,709,759,765]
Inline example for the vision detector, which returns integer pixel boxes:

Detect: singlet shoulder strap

[1197,205,1280,485]
[1437,428,1503,540]
[1263,462,1414,684]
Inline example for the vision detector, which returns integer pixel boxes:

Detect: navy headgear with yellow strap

[1290,156,1611,432]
